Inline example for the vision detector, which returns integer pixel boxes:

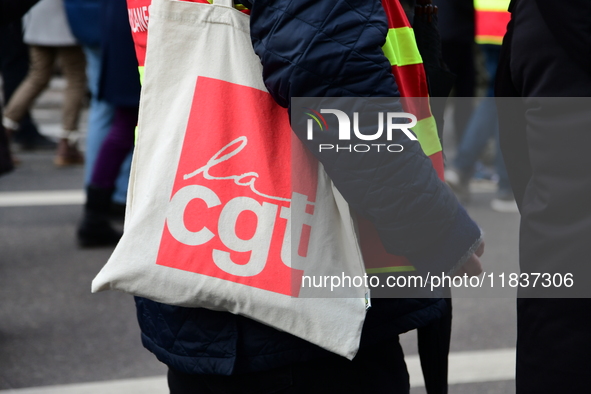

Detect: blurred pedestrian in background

[76,0,140,247]
[2,0,86,167]
[445,0,517,212]
[1,20,56,151]
[436,0,475,143]
[64,0,132,217]
[0,0,41,175]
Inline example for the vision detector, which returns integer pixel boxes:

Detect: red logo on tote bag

[156,77,317,296]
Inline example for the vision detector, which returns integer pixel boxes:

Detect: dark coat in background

[435,0,474,44]
[434,0,475,139]
[63,0,102,47]
[99,0,141,107]
[496,0,591,393]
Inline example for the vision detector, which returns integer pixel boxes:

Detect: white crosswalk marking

[0,190,85,207]
[407,348,516,387]
[0,348,515,393]
[0,376,167,394]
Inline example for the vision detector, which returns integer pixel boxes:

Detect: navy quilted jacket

[136,0,482,375]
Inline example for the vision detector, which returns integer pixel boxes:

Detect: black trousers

[496,1,591,393]
[167,337,410,394]
[441,40,475,142]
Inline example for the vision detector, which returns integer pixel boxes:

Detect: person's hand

[454,240,484,277]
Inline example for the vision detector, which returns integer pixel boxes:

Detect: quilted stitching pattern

[250,0,473,270]
[252,0,396,105]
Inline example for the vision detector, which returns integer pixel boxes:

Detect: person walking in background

[77,0,140,247]
[496,0,591,392]
[64,0,132,216]
[0,0,41,175]
[0,20,56,151]
[2,0,86,167]
[445,0,517,212]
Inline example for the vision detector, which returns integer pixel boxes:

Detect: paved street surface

[1,79,520,393]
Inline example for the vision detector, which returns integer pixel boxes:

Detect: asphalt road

[0,79,520,393]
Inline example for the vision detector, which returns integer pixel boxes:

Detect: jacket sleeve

[247,0,482,274]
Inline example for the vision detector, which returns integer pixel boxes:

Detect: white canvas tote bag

[92,0,369,359]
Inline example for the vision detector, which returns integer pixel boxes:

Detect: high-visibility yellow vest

[474,0,511,45]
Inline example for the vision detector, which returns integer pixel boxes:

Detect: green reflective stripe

[138,66,145,86]
[475,35,504,45]
[382,27,422,67]
[207,0,248,10]
[412,116,441,157]
[366,266,416,274]
[136,66,144,144]
[474,0,510,12]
